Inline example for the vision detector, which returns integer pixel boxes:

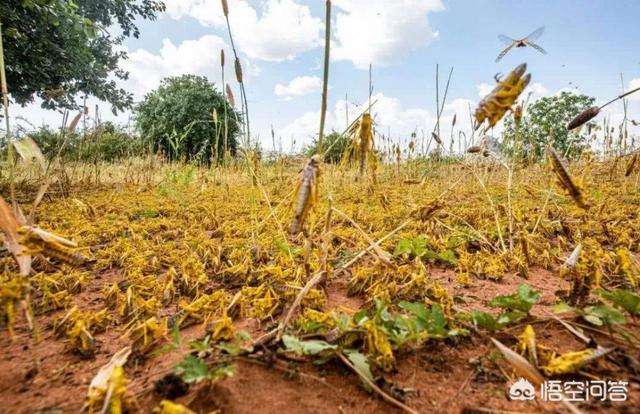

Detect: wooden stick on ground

[275,271,326,341]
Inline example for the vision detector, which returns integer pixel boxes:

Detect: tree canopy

[0,0,165,113]
[136,74,241,163]
[502,91,595,160]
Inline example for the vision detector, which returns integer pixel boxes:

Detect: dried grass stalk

[625,153,638,177]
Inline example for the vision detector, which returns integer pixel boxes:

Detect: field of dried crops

[0,155,639,414]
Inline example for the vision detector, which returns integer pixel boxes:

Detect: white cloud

[164,0,323,61]
[332,0,444,69]
[276,92,475,151]
[477,82,494,98]
[628,78,640,101]
[120,35,258,99]
[274,76,323,100]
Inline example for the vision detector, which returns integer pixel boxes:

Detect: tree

[502,91,595,160]
[0,0,165,113]
[305,132,350,164]
[136,75,240,163]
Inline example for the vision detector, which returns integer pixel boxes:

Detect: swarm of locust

[289,155,322,234]
[475,63,531,130]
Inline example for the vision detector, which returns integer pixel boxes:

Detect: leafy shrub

[27,123,147,162]
[502,91,595,160]
[136,74,241,163]
[305,132,350,163]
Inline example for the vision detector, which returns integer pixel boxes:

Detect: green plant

[305,132,350,163]
[464,284,540,331]
[502,91,595,160]
[174,355,234,384]
[136,74,240,163]
[598,289,640,315]
[0,0,164,112]
[393,236,457,265]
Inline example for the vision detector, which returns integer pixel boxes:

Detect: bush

[28,123,147,162]
[502,91,595,160]
[305,132,351,163]
[136,75,241,163]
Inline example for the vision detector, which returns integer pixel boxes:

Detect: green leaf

[217,342,252,356]
[189,335,212,352]
[553,302,575,314]
[584,305,626,327]
[496,311,526,326]
[583,314,603,326]
[599,289,640,315]
[175,355,211,383]
[345,351,374,391]
[471,311,499,331]
[282,335,337,355]
[489,284,539,313]
[393,236,427,258]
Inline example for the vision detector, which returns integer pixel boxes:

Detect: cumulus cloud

[276,92,474,151]
[120,35,259,99]
[331,0,444,69]
[164,0,322,61]
[274,76,323,100]
[628,78,640,101]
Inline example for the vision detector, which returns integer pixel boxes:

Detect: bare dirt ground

[1,264,638,414]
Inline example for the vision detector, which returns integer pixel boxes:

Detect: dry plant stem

[435,216,496,252]
[506,165,514,252]
[472,169,507,252]
[275,271,325,341]
[244,161,292,260]
[331,206,393,266]
[339,219,410,269]
[0,24,16,205]
[321,199,333,273]
[222,8,250,144]
[317,0,331,154]
[337,352,419,414]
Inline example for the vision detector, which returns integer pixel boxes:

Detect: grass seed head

[567,106,600,130]
[226,83,236,107]
[234,58,243,83]
[221,0,229,17]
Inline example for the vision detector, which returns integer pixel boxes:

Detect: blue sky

[12,0,640,151]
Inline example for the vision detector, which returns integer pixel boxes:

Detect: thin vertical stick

[317,0,332,155]
[222,1,250,146]
[345,92,349,131]
[368,63,372,113]
[435,64,440,142]
[0,23,15,204]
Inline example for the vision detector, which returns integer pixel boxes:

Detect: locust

[18,225,88,266]
[289,155,322,234]
[475,63,531,130]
